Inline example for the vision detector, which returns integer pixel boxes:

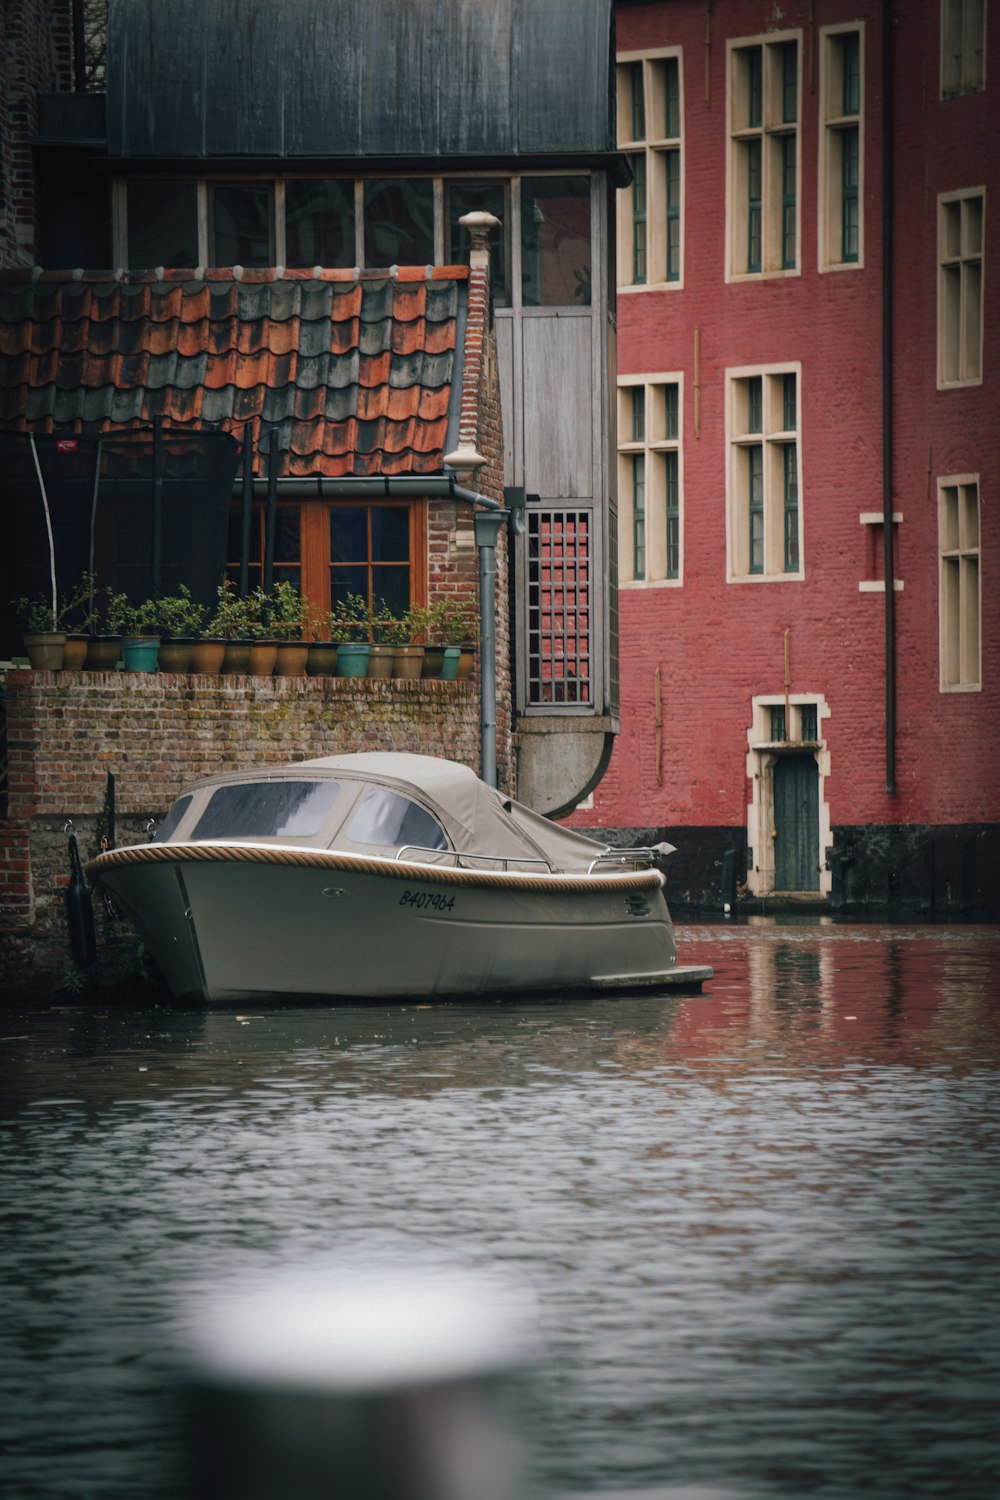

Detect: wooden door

[773,754,819,891]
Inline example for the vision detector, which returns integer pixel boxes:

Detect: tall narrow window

[617,51,684,288]
[939,476,981,689]
[619,377,683,584]
[941,0,986,97]
[728,367,802,581]
[820,27,864,270]
[729,36,800,278]
[939,190,984,386]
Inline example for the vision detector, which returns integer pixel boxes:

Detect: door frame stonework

[746,694,832,898]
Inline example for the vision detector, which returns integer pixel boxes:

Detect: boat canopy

[173,753,618,873]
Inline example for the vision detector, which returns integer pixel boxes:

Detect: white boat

[86,752,713,1004]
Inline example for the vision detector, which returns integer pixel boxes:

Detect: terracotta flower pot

[24,632,66,670]
[367,643,394,678]
[222,640,252,674]
[392,644,425,679]
[306,642,338,676]
[248,640,278,676]
[422,646,445,679]
[61,634,89,671]
[274,641,309,676]
[84,635,121,671]
[157,638,195,673]
[457,645,476,680]
[190,638,226,674]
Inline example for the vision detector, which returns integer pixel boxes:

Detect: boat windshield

[345,789,448,851]
[191,781,342,841]
[153,795,193,843]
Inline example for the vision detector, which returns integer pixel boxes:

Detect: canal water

[1,920,998,1500]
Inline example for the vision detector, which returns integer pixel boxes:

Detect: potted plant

[56,571,99,670]
[11,591,65,669]
[106,592,160,672]
[269,579,311,675]
[206,578,255,674]
[426,596,475,680]
[368,601,405,678]
[377,602,428,679]
[245,586,279,676]
[154,584,206,673]
[80,583,124,671]
[329,593,371,678]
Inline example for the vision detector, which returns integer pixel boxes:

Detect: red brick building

[568,0,998,916]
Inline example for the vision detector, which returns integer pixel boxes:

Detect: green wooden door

[773,755,819,891]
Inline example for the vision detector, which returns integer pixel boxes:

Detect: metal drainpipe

[233,472,510,785]
[882,2,897,795]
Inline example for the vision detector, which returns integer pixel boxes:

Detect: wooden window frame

[938,474,982,691]
[727,34,801,282]
[727,364,803,582]
[938,188,985,388]
[616,49,684,292]
[941,0,987,99]
[819,25,865,272]
[228,497,427,630]
[618,374,684,586]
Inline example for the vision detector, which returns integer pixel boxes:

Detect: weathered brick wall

[0,0,74,267]
[0,669,480,995]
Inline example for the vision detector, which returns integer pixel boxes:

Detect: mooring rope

[86,841,666,896]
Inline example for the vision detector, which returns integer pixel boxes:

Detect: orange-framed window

[227,498,426,624]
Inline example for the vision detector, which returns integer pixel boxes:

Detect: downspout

[882,2,897,794]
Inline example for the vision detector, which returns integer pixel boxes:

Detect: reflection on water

[1,921,998,1499]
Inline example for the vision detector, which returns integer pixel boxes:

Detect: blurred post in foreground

[181,1263,537,1500]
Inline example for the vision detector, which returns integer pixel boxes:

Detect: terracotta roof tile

[0,267,467,476]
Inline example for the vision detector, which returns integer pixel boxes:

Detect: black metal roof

[107,0,617,164]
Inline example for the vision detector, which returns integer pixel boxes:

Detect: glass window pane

[372,567,409,618]
[285,179,355,268]
[346,789,448,851]
[211,182,272,267]
[364,179,434,266]
[154,795,193,842]
[447,182,508,304]
[330,508,368,564]
[371,505,409,562]
[330,567,369,607]
[193,781,341,840]
[127,179,198,268]
[521,176,591,307]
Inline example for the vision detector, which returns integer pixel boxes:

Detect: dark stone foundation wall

[0,670,480,998]
[583,824,1000,920]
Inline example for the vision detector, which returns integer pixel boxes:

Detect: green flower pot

[120,636,160,673]
[336,643,371,678]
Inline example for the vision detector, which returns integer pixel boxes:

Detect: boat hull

[91,847,709,1004]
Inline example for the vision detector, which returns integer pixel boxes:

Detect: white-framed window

[618,375,683,585]
[938,189,985,387]
[727,365,802,581]
[727,34,800,280]
[819,25,864,271]
[616,50,684,290]
[939,474,981,691]
[941,0,987,98]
